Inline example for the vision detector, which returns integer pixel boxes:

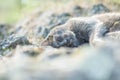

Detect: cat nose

[66,38,70,43]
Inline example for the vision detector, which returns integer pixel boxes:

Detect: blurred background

[0,1,120,80]
[0,0,120,24]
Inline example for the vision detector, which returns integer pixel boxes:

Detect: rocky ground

[0,3,120,80]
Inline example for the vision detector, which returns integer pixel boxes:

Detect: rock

[110,64,120,80]
[13,11,71,46]
[0,24,11,40]
[34,26,49,38]
[71,5,84,17]
[14,45,44,57]
[108,42,120,80]
[0,34,30,55]
[48,12,71,29]
[0,43,119,80]
[3,45,115,80]
[27,26,50,45]
[90,3,110,15]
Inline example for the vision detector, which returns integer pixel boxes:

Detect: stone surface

[71,5,84,16]
[0,34,30,55]
[48,12,71,28]
[0,24,11,40]
[0,44,118,80]
[90,3,110,15]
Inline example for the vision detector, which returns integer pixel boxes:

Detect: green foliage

[0,0,120,24]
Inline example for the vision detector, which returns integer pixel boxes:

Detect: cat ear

[48,36,53,41]
[110,21,120,31]
[113,21,120,27]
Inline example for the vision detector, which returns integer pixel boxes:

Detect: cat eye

[48,36,53,41]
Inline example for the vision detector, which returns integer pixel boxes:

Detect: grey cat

[41,13,120,48]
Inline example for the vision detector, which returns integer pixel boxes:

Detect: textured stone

[0,34,30,55]
[90,3,110,15]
